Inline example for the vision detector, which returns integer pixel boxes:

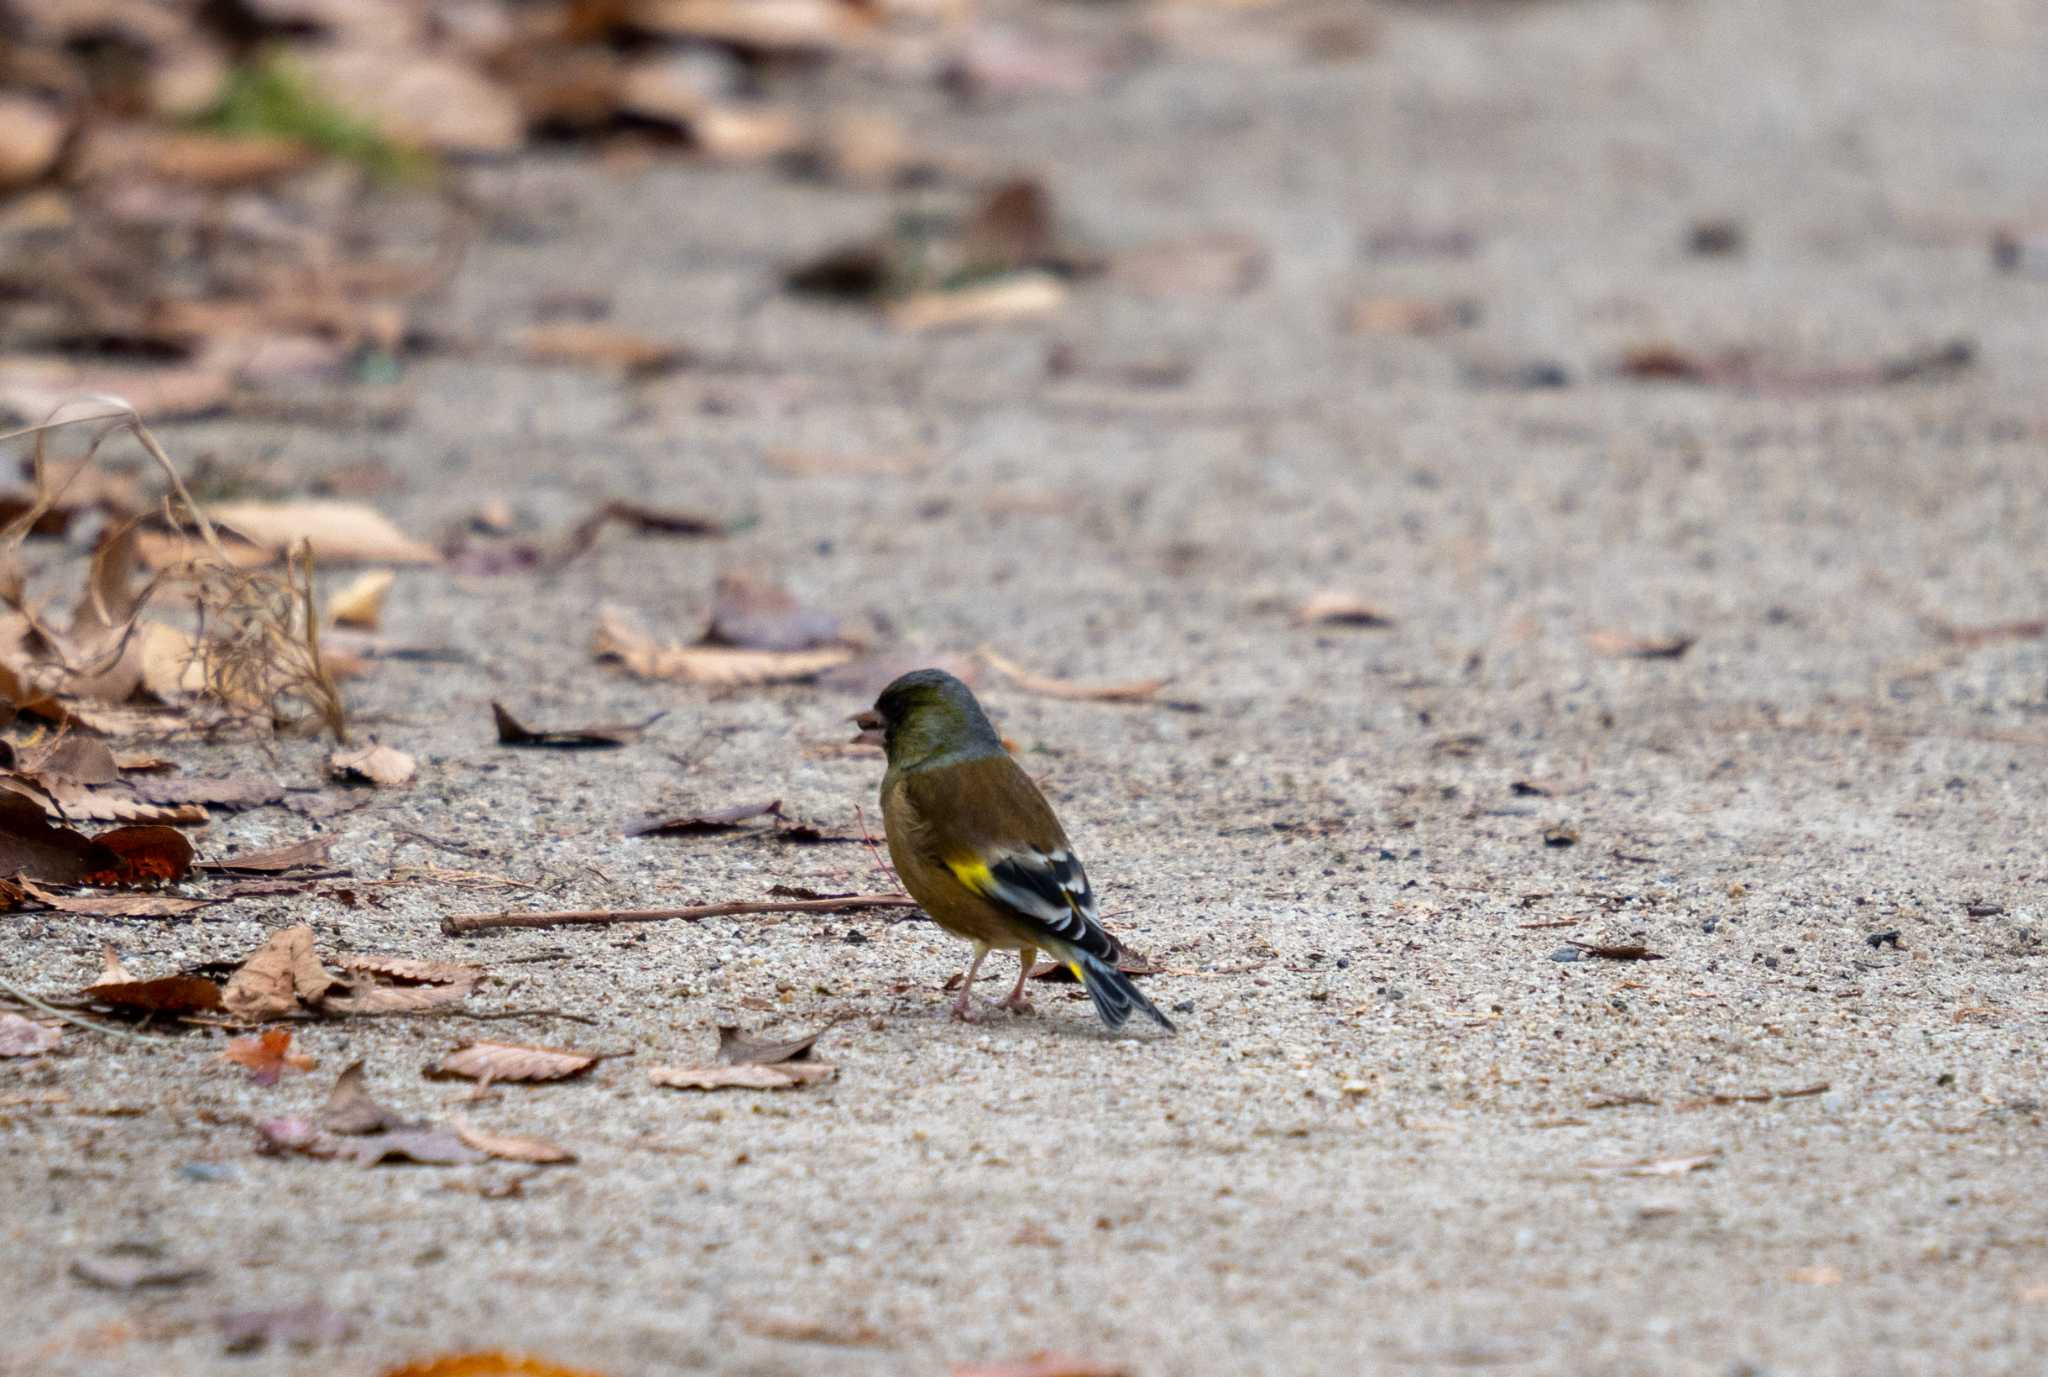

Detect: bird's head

[853,668,1002,768]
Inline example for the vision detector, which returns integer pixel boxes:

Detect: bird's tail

[1062,946,1175,1033]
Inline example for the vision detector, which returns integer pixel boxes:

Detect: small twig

[354,1007,599,1025]
[853,803,897,885]
[0,976,184,1044]
[395,828,488,859]
[443,893,916,935]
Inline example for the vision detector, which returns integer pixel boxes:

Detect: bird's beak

[851,709,883,731]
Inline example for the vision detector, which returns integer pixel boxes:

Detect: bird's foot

[997,993,1035,1015]
[948,996,982,1023]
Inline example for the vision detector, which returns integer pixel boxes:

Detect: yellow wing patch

[946,857,996,896]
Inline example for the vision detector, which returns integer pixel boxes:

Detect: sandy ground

[5,1,2048,1373]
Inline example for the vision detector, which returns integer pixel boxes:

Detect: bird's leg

[951,942,991,1021]
[998,947,1036,1013]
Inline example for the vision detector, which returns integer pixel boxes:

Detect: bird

[854,667,1173,1033]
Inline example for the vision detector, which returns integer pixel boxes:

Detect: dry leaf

[222,1029,317,1086]
[82,946,224,1016]
[1787,1265,1844,1287]
[18,880,211,917]
[18,737,119,787]
[206,501,439,565]
[630,0,871,53]
[298,49,522,154]
[0,790,126,884]
[716,1023,829,1065]
[516,323,690,376]
[648,1062,834,1090]
[328,570,395,630]
[320,1062,413,1136]
[730,1311,888,1346]
[430,1041,602,1083]
[1586,630,1695,660]
[318,981,473,1016]
[0,1012,61,1057]
[1294,592,1394,627]
[887,273,1067,332]
[80,825,195,885]
[0,94,66,189]
[37,786,210,826]
[625,800,784,837]
[980,647,1167,703]
[222,924,337,1021]
[951,1354,1129,1377]
[493,702,663,749]
[595,608,853,686]
[453,1117,577,1165]
[200,836,336,873]
[1565,941,1666,962]
[329,743,416,787]
[337,955,481,985]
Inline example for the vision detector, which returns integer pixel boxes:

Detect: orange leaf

[222,1029,316,1086]
[381,1353,616,1377]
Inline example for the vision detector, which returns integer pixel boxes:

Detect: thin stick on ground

[442,893,916,935]
[0,975,185,1044]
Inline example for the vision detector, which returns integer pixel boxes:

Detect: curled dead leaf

[886,273,1067,332]
[453,1117,577,1165]
[206,501,439,565]
[1293,592,1394,627]
[320,1061,414,1136]
[493,702,664,749]
[594,608,853,686]
[328,570,396,630]
[649,1062,834,1090]
[200,836,336,874]
[329,743,416,787]
[429,1041,602,1084]
[222,924,337,1021]
[1586,629,1695,660]
[979,647,1168,703]
[82,945,224,1015]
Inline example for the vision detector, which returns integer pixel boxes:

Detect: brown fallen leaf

[200,836,336,874]
[716,1023,831,1066]
[80,825,195,885]
[0,790,124,884]
[329,743,416,787]
[328,570,396,630]
[204,501,439,565]
[17,737,119,788]
[453,1117,577,1165]
[18,881,212,918]
[648,1062,834,1091]
[552,502,730,569]
[0,1012,61,1057]
[1586,630,1695,660]
[1293,592,1395,627]
[886,273,1067,332]
[951,1354,1130,1377]
[222,924,337,1021]
[82,945,224,1016]
[429,1041,602,1084]
[0,359,234,425]
[337,955,482,986]
[216,1298,355,1352]
[222,1029,316,1086]
[624,799,785,838]
[318,981,474,1016]
[321,1062,414,1136]
[1028,950,1159,985]
[595,608,854,686]
[34,785,210,827]
[980,647,1168,703]
[493,702,664,749]
[515,323,691,377]
[1619,338,1972,393]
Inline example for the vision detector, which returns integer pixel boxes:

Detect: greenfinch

[855,668,1173,1033]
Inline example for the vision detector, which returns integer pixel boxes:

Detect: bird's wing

[898,755,1120,963]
